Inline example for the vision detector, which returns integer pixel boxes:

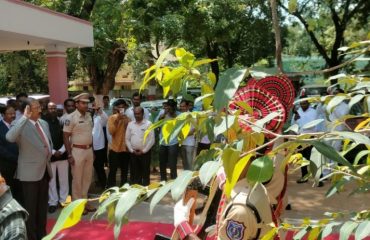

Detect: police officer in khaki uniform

[63,93,95,213]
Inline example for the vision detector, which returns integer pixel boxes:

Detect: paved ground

[48,167,369,227]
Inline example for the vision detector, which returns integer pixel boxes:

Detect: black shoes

[317,181,324,187]
[48,205,58,213]
[296,178,308,184]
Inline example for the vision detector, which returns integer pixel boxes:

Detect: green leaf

[199,161,221,186]
[156,47,174,70]
[349,94,365,110]
[42,199,87,240]
[214,68,247,111]
[322,222,341,239]
[171,170,194,201]
[150,181,173,214]
[168,119,185,144]
[285,124,299,133]
[355,220,370,240]
[302,119,324,130]
[193,58,217,68]
[334,131,370,146]
[161,120,176,144]
[326,176,351,198]
[354,150,370,165]
[288,0,298,13]
[253,112,281,132]
[311,141,355,172]
[194,148,220,170]
[214,115,236,136]
[144,118,166,142]
[194,93,214,106]
[340,221,359,240]
[92,192,120,219]
[293,227,308,240]
[114,188,142,238]
[327,95,347,113]
[261,227,278,240]
[225,154,254,197]
[246,156,274,183]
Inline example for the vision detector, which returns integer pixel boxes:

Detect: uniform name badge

[226,220,245,240]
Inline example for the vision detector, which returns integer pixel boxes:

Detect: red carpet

[47,219,370,239]
[47,219,174,240]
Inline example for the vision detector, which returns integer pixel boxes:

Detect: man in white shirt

[125,107,155,186]
[92,105,108,189]
[179,100,195,170]
[291,98,323,186]
[126,92,150,121]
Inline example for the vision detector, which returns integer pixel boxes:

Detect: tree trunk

[270,0,283,74]
[206,40,220,89]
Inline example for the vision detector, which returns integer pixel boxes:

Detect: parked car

[298,84,328,97]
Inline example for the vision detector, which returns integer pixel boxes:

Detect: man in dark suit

[6,99,53,240]
[0,105,21,203]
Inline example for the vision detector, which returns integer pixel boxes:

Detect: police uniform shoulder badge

[226,220,245,240]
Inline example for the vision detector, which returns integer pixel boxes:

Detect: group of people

[0,91,205,239]
[291,88,351,186]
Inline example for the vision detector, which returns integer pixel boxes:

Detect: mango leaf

[326,176,351,198]
[354,150,370,166]
[171,170,194,201]
[92,192,121,219]
[340,221,359,240]
[308,227,321,240]
[293,227,308,240]
[156,47,174,70]
[285,124,299,133]
[161,120,176,144]
[311,141,355,172]
[114,188,142,232]
[150,181,173,214]
[253,112,281,132]
[333,131,370,146]
[355,220,370,240]
[168,119,186,144]
[247,156,274,183]
[194,148,220,170]
[349,94,365,109]
[261,227,278,240]
[322,222,342,239]
[207,71,217,87]
[194,93,214,105]
[43,199,87,240]
[235,101,253,115]
[193,58,217,68]
[144,118,166,142]
[199,161,221,186]
[327,95,347,113]
[114,216,128,240]
[225,154,254,198]
[302,119,324,130]
[214,115,236,137]
[181,122,191,140]
[214,68,247,111]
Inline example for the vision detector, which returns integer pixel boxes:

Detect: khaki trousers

[71,147,94,200]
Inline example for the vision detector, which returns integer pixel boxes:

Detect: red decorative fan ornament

[248,75,295,111]
[230,85,286,133]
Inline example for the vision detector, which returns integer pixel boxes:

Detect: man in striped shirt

[0,175,28,240]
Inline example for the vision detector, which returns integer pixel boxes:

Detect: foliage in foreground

[44,41,370,240]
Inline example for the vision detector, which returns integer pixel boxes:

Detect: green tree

[280,0,370,76]
[125,0,278,82]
